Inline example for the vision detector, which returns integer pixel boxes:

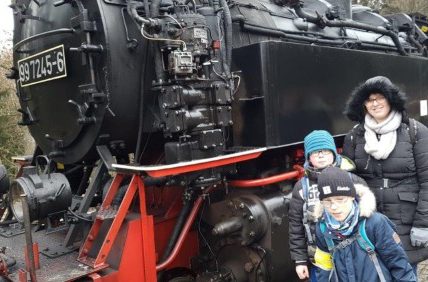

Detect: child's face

[309,150,334,169]
[322,196,354,222]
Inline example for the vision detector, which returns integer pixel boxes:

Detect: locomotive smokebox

[9,166,72,222]
[0,165,9,195]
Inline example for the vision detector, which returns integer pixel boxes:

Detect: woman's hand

[295,265,310,280]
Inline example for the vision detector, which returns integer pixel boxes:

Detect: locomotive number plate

[18,45,67,87]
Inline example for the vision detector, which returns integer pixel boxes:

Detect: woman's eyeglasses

[321,197,349,208]
[364,96,386,106]
[310,149,332,157]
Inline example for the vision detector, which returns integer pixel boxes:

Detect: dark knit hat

[304,130,338,161]
[317,167,356,201]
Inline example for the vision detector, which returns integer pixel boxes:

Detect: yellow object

[422,26,428,33]
[57,162,65,170]
[314,248,333,271]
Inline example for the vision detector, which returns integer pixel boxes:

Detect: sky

[0,0,13,47]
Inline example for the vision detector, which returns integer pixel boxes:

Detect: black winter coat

[342,120,428,264]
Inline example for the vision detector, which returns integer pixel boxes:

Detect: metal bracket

[68,100,97,124]
[96,146,116,171]
[0,223,25,238]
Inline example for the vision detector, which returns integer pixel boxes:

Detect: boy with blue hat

[289,130,366,281]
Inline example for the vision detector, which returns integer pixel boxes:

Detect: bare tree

[352,0,385,11]
[352,0,428,15]
[0,31,34,175]
[382,0,428,15]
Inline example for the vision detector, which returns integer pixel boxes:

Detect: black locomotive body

[3,0,428,281]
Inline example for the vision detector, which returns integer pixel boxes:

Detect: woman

[342,76,428,272]
[289,130,365,281]
[314,167,415,282]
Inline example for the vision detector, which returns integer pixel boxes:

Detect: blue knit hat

[304,130,338,161]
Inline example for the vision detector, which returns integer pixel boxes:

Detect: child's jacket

[314,184,416,282]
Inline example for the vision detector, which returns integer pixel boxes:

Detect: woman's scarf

[364,111,402,160]
[323,200,360,237]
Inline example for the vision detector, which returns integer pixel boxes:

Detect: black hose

[160,198,193,261]
[185,0,197,13]
[242,23,344,45]
[219,0,232,75]
[408,34,424,53]
[127,1,152,25]
[292,4,408,56]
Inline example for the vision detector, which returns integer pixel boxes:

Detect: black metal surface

[13,0,148,164]
[232,41,428,147]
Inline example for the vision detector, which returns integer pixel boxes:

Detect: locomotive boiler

[2,0,428,280]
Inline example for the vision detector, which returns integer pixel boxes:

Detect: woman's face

[364,93,391,123]
[322,196,354,222]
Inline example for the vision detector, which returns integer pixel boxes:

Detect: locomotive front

[3,0,428,280]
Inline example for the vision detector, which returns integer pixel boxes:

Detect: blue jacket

[315,205,415,281]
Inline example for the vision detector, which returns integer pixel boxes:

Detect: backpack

[319,219,387,282]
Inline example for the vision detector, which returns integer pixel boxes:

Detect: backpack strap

[319,222,335,252]
[356,219,387,282]
[321,219,387,282]
[408,118,418,147]
[350,124,361,151]
[302,176,314,244]
[320,222,339,281]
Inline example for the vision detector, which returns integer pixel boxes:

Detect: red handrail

[229,165,304,188]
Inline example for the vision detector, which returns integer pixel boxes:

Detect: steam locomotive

[2,0,428,280]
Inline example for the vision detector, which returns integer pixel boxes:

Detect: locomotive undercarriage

[2,0,428,280]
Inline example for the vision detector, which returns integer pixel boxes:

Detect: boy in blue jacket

[314,167,415,282]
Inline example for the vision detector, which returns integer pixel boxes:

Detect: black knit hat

[317,167,356,201]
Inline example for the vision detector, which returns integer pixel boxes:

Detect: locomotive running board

[112,147,267,177]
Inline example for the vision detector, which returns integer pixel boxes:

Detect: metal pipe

[229,166,304,188]
[13,28,75,52]
[160,198,193,261]
[242,24,345,45]
[21,194,37,282]
[156,187,213,271]
[291,3,407,56]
